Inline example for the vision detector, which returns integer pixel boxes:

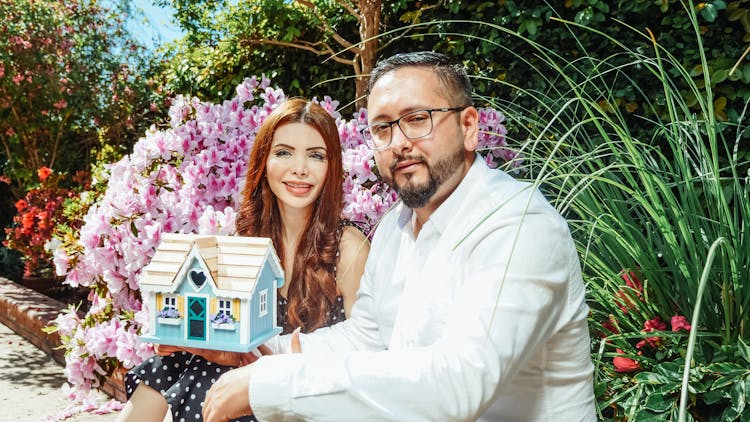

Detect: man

[203,51,596,421]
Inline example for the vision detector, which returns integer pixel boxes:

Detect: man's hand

[202,330,301,421]
[203,364,254,422]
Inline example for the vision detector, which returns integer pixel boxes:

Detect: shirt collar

[395,154,486,236]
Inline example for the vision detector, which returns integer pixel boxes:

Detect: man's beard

[384,147,464,208]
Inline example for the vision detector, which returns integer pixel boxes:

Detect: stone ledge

[0,276,125,401]
[0,276,68,365]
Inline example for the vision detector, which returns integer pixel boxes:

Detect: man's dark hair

[365,51,473,107]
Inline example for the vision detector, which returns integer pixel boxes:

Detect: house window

[218,299,232,317]
[259,289,268,317]
[163,295,177,311]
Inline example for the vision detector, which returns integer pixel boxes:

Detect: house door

[187,297,206,341]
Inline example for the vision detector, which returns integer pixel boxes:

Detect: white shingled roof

[140,233,281,293]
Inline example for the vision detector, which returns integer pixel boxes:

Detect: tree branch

[295,0,358,52]
[331,0,359,19]
[249,39,355,66]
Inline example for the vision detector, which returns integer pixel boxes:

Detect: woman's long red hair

[235,98,343,333]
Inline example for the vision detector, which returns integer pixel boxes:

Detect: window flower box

[156,308,181,325]
[211,322,236,331]
[158,317,182,326]
[210,311,236,330]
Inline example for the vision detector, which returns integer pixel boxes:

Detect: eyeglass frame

[360,106,470,150]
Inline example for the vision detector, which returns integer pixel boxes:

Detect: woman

[118,98,370,422]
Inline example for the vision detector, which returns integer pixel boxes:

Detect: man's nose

[389,124,412,152]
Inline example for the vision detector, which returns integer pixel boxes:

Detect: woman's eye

[310,152,326,160]
[273,149,291,157]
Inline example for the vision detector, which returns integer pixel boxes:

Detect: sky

[127,0,184,49]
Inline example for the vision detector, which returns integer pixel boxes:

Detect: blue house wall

[155,319,183,339]
[251,263,279,338]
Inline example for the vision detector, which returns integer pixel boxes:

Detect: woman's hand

[153,344,272,367]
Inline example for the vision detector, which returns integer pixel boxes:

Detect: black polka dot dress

[125,295,346,422]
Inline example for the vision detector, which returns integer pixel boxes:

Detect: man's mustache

[389,155,425,174]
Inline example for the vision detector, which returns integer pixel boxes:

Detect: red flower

[643,316,667,332]
[671,315,691,332]
[633,316,667,350]
[14,199,28,212]
[21,212,35,229]
[37,166,52,181]
[622,270,643,291]
[613,349,641,372]
[615,269,644,313]
[635,336,662,349]
[601,320,619,335]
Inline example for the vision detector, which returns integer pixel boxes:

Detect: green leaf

[701,4,719,22]
[711,69,729,85]
[634,409,671,422]
[738,338,750,364]
[654,361,683,380]
[644,392,673,412]
[703,388,727,405]
[730,381,747,415]
[707,362,747,377]
[634,372,670,385]
[594,381,608,397]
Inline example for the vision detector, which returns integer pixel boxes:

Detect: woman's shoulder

[338,222,369,250]
[335,222,370,281]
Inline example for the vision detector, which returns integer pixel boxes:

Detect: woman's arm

[335,226,370,318]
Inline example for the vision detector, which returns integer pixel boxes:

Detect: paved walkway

[0,320,118,421]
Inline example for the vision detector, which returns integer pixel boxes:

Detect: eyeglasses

[360,106,469,150]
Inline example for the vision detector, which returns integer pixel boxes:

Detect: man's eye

[371,124,390,135]
[405,113,429,123]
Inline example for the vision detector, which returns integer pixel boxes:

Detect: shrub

[460,6,749,419]
[3,167,87,277]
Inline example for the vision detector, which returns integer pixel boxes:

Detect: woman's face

[266,122,329,213]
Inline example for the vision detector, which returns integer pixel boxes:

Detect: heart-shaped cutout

[190,270,206,287]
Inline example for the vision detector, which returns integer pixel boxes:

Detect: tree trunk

[354,0,381,109]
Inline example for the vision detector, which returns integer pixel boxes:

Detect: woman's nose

[293,157,308,176]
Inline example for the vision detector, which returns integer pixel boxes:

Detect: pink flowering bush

[48,77,512,410]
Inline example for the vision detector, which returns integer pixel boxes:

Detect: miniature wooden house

[139,234,284,352]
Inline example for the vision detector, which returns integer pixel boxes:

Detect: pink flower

[613,349,640,372]
[671,315,691,332]
[53,99,68,109]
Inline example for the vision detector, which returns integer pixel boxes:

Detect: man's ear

[461,106,479,152]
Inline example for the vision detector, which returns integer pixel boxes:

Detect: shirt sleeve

[249,211,587,421]
[264,249,387,356]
